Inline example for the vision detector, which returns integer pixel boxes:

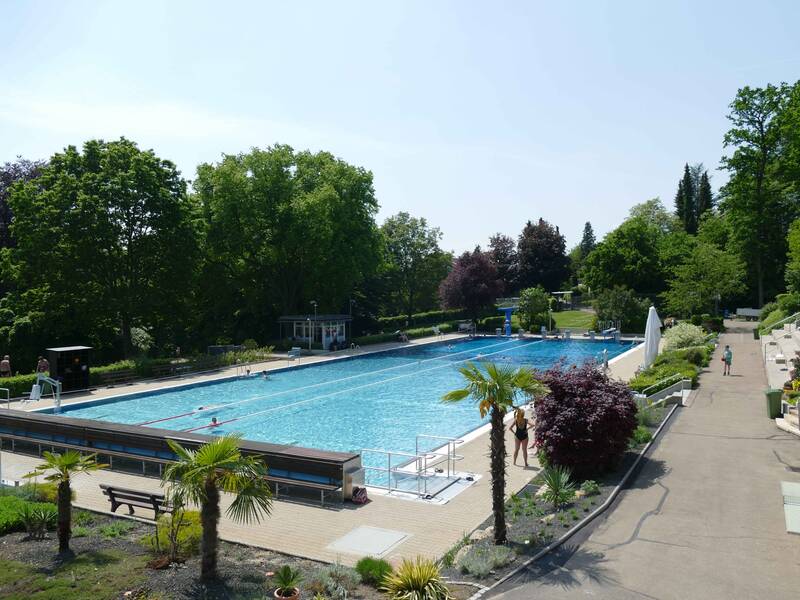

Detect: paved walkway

[492,321,800,600]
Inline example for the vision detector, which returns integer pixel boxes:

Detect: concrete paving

[492,321,800,600]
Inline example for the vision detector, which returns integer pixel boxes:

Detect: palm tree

[443,362,548,544]
[163,434,273,581]
[26,450,105,553]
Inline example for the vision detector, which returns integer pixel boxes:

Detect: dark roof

[278,314,352,322]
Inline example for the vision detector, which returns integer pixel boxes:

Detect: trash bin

[765,388,783,419]
[753,329,760,340]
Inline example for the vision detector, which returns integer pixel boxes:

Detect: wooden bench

[150,364,175,378]
[100,484,171,518]
[99,369,136,387]
[266,475,341,507]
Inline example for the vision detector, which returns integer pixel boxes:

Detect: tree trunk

[490,406,507,544]
[200,479,220,580]
[57,480,71,553]
[121,313,132,359]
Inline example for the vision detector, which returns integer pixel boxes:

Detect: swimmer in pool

[261,370,269,379]
[210,417,219,427]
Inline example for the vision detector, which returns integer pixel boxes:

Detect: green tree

[593,286,649,332]
[662,242,745,316]
[516,218,570,292]
[443,364,548,545]
[5,139,198,361]
[582,217,663,295]
[696,171,714,218]
[517,286,550,329]
[785,219,800,292]
[381,212,451,321]
[163,435,272,581]
[579,222,596,257]
[26,451,105,553]
[674,164,696,233]
[194,145,381,343]
[488,233,517,294]
[719,84,792,306]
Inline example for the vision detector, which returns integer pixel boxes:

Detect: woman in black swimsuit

[509,408,532,467]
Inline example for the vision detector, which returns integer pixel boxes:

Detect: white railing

[761,311,800,335]
[637,373,683,397]
[361,435,465,498]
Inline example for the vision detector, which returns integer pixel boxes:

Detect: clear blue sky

[1,1,799,252]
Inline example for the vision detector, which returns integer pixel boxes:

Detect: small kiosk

[46,346,91,392]
[278,314,352,351]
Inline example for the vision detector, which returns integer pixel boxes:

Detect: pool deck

[0,333,643,566]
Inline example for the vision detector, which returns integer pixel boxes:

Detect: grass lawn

[552,310,596,329]
[0,551,149,600]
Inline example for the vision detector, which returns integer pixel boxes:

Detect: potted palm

[273,565,303,600]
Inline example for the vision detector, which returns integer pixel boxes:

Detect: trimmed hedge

[377,309,472,330]
[353,323,455,346]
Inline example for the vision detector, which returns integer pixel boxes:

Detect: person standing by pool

[509,408,532,467]
[722,344,733,375]
[0,355,10,377]
[36,356,49,373]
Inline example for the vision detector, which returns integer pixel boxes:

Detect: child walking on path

[722,344,733,375]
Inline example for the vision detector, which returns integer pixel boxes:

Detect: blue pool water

[55,337,635,464]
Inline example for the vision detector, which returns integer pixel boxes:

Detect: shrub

[18,502,57,539]
[356,556,393,587]
[631,425,653,446]
[457,545,515,579]
[777,292,800,315]
[760,302,779,320]
[2,373,38,398]
[682,347,705,366]
[580,480,600,496]
[19,481,73,504]
[0,496,58,535]
[663,322,705,351]
[72,525,90,538]
[759,308,787,333]
[629,349,700,393]
[307,562,361,599]
[540,465,576,510]
[535,363,638,478]
[98,520,136,538]
[241,338,259,350]
[143,510,202,558]
[381,557,453,600]
[73,510,97,527]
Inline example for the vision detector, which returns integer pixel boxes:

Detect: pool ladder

[361,434,465,498]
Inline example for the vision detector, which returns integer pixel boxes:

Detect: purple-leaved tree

[534,363,638,478]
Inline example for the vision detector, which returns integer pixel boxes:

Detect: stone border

[467,402,680,599]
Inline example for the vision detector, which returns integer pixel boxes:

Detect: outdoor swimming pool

[54,337,636,464]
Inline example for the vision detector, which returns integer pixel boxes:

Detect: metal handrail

[760,311,800,335]
[415,434,464,478]
[637,373,683,397]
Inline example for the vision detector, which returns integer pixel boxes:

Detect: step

[776,417,800,438]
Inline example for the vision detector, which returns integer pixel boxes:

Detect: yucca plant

[18,503,57,540]
[162,434,272,581]
[381,557,453,600]
[273,565,303,598]
[540,464,575,510]
[443,362,548,544]
[25,450,106,553]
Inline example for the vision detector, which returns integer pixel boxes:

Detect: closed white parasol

[644,306,661,369]
[643,306,662,369]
